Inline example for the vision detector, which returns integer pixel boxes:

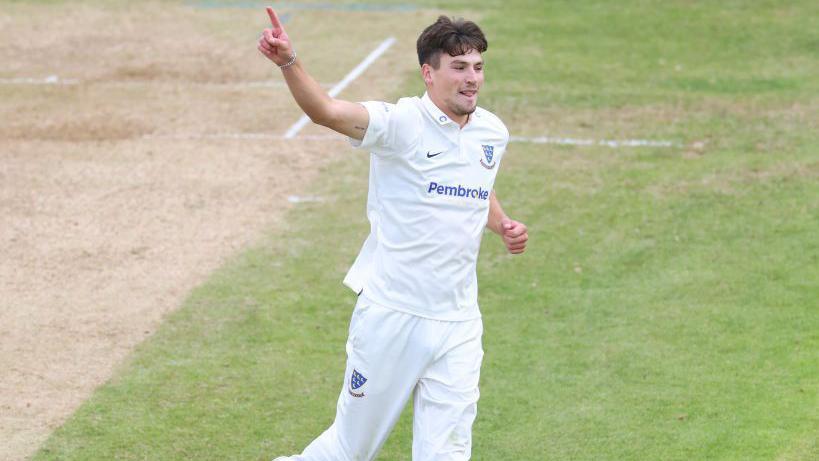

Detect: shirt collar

[422,92,454,126]
[421,92,481,127]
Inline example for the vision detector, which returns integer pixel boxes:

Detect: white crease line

[512,135,678,148]
[284,36,396,139]
[235,80,335,88]
[98,80,336,89]
[0,75,79,85]
[143,133,342,141]
[287,195,325,203]
[104,80,336,89]
[0,77,334,88]
[145,132,678,148]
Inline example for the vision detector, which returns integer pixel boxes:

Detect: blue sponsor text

[427,182,490,200]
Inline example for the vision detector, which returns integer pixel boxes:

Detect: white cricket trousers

[276,295,484,461]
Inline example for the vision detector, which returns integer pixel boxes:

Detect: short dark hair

[416,16,488,68]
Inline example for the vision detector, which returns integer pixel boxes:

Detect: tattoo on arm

[354,126,366,131]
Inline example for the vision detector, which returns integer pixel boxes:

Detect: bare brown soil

[0,2,428,460]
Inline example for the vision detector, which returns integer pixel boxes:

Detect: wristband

[278,51,297,68]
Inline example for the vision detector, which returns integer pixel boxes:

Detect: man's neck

[450,112,469,128]
[428,93,469,128]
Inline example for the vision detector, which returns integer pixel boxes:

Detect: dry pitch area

[0,2,430,459]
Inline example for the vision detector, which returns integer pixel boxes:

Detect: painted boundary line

[144,132,679,148]
[283,36,396,139]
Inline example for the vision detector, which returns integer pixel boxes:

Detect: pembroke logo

[349,369,367,398]
[480,144,496,169]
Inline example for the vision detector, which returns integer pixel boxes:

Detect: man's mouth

[459,89,478,98]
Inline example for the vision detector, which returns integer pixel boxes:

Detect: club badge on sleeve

[480,144,496,169]
[349,369,368,398]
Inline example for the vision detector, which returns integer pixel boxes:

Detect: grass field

[28,0,818,460]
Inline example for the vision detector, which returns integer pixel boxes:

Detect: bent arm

[279,61,370,140]
[488,190,529,254]
[258,7,369,140]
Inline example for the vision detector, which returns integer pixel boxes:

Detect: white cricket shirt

[344,92,509,321]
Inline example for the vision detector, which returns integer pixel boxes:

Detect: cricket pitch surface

[0,2,428,459]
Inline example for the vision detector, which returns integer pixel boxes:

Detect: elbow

[307,100,339,128]
[308,112,331,127]
[308,111,340,129]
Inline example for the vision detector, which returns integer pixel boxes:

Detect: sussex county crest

[480,144,496,169]
[349,369,367,397]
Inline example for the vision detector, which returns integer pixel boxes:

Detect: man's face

[423,49,484,121]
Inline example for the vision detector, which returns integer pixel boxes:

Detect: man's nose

[464,68,477,84]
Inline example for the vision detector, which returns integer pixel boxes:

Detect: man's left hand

[500,218,528,254]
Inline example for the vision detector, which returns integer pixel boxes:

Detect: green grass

[35,0,818,460]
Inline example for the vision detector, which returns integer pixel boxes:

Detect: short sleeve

[348,98,421,157]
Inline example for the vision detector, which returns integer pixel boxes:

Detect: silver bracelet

[278,51,297,68]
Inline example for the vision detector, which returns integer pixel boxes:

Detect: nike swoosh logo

[426,151,444,158]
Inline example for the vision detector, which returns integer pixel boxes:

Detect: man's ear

[421,63,433,86]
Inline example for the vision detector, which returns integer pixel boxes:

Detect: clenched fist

[500,218,528,254]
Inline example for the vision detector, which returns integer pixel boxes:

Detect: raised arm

[487,190,528,254]
[257,7,369,140]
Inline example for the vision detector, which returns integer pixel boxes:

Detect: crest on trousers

[349,369,367,398]
[480,145,496,169]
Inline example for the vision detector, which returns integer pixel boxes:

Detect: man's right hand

[256,6,369,139]
[258,7,294,66]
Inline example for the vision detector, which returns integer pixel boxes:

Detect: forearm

[487,190,508,235]
[279,59,335,125]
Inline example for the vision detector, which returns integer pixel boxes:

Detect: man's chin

[454,102,478,116]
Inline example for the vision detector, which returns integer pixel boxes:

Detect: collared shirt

[345,92,509,321]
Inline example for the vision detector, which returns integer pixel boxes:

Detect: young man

[258,8,528,461]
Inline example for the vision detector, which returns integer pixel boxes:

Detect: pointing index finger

[266,7,283,31]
